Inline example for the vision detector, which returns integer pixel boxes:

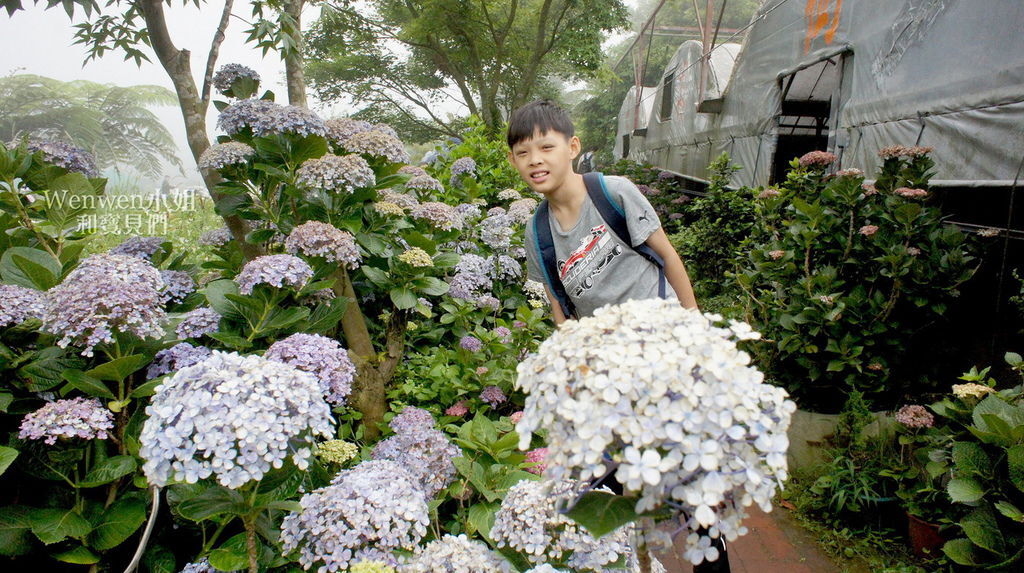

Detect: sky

[0,1,640,190]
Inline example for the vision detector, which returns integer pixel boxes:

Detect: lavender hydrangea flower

[508,198,539,224]
[398,165,428,177]
[439,241,479,254]
[19,139,98,176]
[19,397,114,445]
[265,333,355,406]
[480,385,506,405]
[455,203,483,223]
[493,326,512,343]
[175,307,221,339]
[389,406,435,434]
[285,221,361,268]
[343,129,410,164]
[178,557,216,573]
[497,189,521,201]
[110,236,166,260]
[479,212,515,250]
[295,153,376,194]
[406,534,510,573]
[447,272,492,301]
[405,174,445,196]
[197,142,255,170]
[0,284,45,327]
[216,98,277,135]
[411,201,463,231]
[325,118,374,148]
[487,254,521,282]
[487,206,507,217]
[159,270,195,304]
[259,104,328,137]
[43,255,166,356]
[199,227,233,247]
[450,157,477,178]
[139,351,334,487]
[371,425,461,496]
[235,254,313,294]
[490,478,631,570]
[280,460,429,572]
[379,189,420,210]
[146,342,212,379]
[212,63,260,95]
[476,294,500,311]
[460,335,482,352]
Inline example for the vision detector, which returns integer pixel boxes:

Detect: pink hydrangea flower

[859,225,879,236]
[524,447,548,475]
[768,250,786,260]
[798,150,837,168]
[894,187,928,199]
[861,183,879,196]
[757,188,781,199]
[509,411,524,424]
[895,405,934,429]
[475,366,489,376]
[445,401,469,417]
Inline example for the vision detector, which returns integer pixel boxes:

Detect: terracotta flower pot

[907,512,944,558]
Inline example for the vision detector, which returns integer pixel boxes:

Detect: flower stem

[243,515,258,573]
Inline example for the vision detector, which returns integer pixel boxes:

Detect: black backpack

[532,172,667,319]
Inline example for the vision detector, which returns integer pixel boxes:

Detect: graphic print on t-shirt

[557,224,624,297]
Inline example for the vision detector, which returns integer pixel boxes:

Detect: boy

[509,100,731,572]
[509,99,698,324]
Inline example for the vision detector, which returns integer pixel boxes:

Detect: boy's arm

[544,284,568,325]
[644,228,699,310]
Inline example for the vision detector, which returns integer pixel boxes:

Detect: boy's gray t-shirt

[525,175,676,318]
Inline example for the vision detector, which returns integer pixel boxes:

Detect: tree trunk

[283,0,308,108]
[139,0,259,261]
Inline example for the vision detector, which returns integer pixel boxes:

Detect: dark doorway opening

[771,56,842,183]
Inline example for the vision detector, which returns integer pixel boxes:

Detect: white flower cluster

[405,534,510,573]
[514,298,795,564]
[280,460,428,572]
[490,478,631,571]
[139,351,334,488]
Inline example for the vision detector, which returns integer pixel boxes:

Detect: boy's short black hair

[506,100,575,149]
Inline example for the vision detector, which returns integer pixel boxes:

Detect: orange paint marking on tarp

[804,0,844,54]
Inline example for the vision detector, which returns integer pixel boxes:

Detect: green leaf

[20,347,82,393]
[415,276,449,296]
[130,377,164,398]
[1008,445,1024,493]
[390,287,417,309]
[994,501,1024,522]
[245,228,278,244]
[1006,352,1023,367]
[202,279,243,320]
[53,545,100,564]
[28,508,92,545]
[453,457,497,501]
[206,331,253,350]
[893,203,923,225]
[0,392,14,412]
[0,247,61,289]
[264,306,310,330]
[432,252,460,268]
[403,231,436,254]
[176,486,248,522]
[208,533,250,571]
[303,296,348,334]
[947,477,985,503]
[85,354,148,382]
[77,455,137,488]
[564,491,645,538]
[960,506,1004,554]
[0,446,18,476]
[952,441,992,476]
[973,394,1024,433]
[467,502,498,539]
[142,544,177,573]
[0,506,33,556]
[361,265,389,287]
[61,369,115,399]
[288,135,329,165]
[943,538,980,566]
[89,497,147,551]
[470,414,498,446]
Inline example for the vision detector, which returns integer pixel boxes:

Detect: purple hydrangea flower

[372,425,461,496]
[379,189,420,210]
[218,100,327,137]
[460,335,482,352]
[324,118,374,148]
[479,212,514,250]
[18,139,98,177]
[235,254,313,294]
[439,241,479,254]
[42,255,166,356]
[216,98,277,135]
[0,284,45,327]
[405,174,445,197]
[479,385,507,406]
[178,558,216,573]
[295,153,376,194]
[110,236,166,260]
[199,227,233,247]
[487,206,507,217]
[19,397,114,445]
[487,254,521,282]
[146,342,212,379]
[175,307,221,340]
[197,142,255,170]
[139,351,334,488]
[343,129,410,164]
[450,157,477,178]
[455,203,483,222]
[493,326,512,343]
[212,63,260,96]
[265,333,355,406]
[399,165,428,177]
[159,270,195,304]
[411,202,462,231]
[476,295,500,311]
[508,198,538,224]
[285,221,361,268]
[389,406,435,434]
[279,460,429,572]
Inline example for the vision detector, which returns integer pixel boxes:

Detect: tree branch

[200,0,235,113]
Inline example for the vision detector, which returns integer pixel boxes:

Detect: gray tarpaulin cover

[619,0,1024,188]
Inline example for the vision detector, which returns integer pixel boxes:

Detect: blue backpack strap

[532,200,576,319]
[583,172,668,299]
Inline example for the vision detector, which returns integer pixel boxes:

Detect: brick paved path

[656,506,841,573]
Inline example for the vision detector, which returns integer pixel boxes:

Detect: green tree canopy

[305,0,629,136]
[0,73,181,177]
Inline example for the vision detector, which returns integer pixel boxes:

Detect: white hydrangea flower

[514,298,795,565]
[405,534,510,573]
[139,351,334,488]
[490,478,631,571]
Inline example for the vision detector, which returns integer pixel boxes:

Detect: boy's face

[507,129,580,196]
